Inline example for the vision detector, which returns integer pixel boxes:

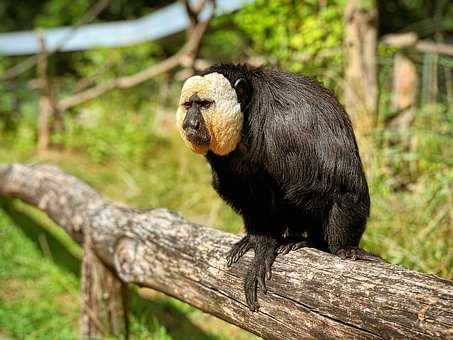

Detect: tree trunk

[36,32,51,153]
[344,0,379,136]
[389,53,418,128]
[1,163,452,339]
[80,232,128,339]
[36,31,60,154]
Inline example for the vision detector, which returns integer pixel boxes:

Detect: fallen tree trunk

[0,163,452,339]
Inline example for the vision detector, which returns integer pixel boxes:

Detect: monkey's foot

[244,237,278,311]
[277,239,313,255]
[226,235,253,267]
[336,246,382,262]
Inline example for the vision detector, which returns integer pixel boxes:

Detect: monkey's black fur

[190,64,377,311]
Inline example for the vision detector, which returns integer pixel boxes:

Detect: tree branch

[1,163,452,339]
[57,53,182,111]
[381,32,453,56]
[57,8,213,111]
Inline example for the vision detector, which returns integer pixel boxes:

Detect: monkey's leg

[244,235,278,311]
[226,235,253,266]
[325,196,382,262]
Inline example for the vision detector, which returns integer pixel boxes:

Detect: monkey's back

[206,65,370,244]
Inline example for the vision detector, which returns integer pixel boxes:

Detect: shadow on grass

[0,197,81,276]
[129,290,218,340]
[0,198,218,339]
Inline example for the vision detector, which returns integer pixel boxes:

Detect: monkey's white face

[176,72,243,156]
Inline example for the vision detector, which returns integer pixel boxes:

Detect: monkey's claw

[336,246,382,262]
[226,235,252,267]
[244,250,276,311]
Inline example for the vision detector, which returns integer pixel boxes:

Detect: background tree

[344,0,378,136]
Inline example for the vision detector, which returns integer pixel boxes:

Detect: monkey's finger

[226,254,234,267]
[257,269,267,294]
[336,249,347,260]
[240,242,253,256]
[226,249,241,267]
[277,244,291,255]
[244,269,258,311]
[226,253,233,267]
[265,260,272,281]
[226,241,252,267]
[356,252,383,262]
[245,284,258,311]
[234,247,247,262]
[365,255,384,262]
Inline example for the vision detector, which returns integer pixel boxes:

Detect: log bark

[1,164,452,339]
[80,233,128,338]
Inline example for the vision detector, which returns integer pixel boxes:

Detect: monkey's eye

[182,102,192,110]
[199,100,213,109]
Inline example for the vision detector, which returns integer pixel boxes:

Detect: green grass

[0,101,451,338]
[0,203,79,339]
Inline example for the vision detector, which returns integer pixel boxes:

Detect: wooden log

[1,163,452,339]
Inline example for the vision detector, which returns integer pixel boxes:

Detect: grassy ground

[0,101,451,338]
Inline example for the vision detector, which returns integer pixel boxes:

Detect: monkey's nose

[185,118,200,131]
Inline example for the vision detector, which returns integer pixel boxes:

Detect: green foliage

[61,104,158,164]
[72,42,162,80]
[358,0,376,11]
[363,105,452,277]
[201,15,249,62]
[378,0,453,36]
[234,0,345,87]
[35,0,91,27]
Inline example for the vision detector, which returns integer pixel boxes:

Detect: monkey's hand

[243,236,278,311]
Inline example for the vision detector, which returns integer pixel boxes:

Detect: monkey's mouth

[184,128,211,147]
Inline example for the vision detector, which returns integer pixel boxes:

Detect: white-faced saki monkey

[176,64,380,311]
